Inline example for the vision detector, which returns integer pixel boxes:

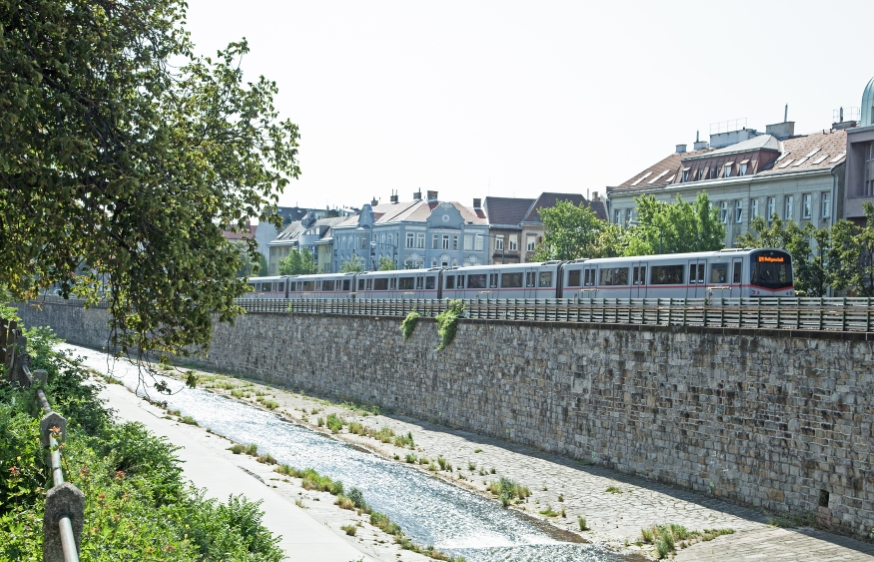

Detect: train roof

[564,248,786,266]
[245,276,287,283]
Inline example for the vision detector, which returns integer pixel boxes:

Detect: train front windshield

[750,250,792,289]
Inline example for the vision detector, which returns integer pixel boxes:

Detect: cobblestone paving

[190,370,874,561]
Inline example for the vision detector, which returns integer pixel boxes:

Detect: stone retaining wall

[16,302,874,538]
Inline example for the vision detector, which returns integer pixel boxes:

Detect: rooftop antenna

[784,104,788,123]
[696,130,699,143]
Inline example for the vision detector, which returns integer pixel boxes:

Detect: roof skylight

[812,154,829,165]
[776,152,790,162]
[792,157,809,167]
[631,171,652,186]
[805,148,821,158]
[648,170,670,184]
[830,152,846,163]
[778,159,794,169]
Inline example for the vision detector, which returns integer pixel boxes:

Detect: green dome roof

[863,75,874,127]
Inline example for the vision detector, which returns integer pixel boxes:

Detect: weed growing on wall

[435,300,465,351]
[400,310,421,341]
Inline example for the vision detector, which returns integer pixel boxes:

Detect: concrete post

[40,412,66,448]
[43,482,84,562]
[34,369,48,385]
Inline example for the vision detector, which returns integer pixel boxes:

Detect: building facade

[843,76,874,225]
[607,123,847,248]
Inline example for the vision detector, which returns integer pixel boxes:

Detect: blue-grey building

[332,190,489,272]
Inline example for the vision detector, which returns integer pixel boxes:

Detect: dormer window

[698,169,705,181]
[739,160,749,176]
[682,167,690,182]
[723,163,733,178]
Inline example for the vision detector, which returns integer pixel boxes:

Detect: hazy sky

[184,0,873,211]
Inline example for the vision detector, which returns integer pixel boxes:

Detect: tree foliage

[378,256,396,271]
[533,201,604,261]
[829,203,874,297]
[278,249,318,276]
[625,193,725,255]
[0,1,299,355]
[340,255,365,273]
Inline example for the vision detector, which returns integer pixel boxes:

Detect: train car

[354,268,442,300]
[440,261,563,300]
[287,272,357,299]
[244,276,289,298]
[559,248,793,300]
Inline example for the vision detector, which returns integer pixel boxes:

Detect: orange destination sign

[758,256,785,263]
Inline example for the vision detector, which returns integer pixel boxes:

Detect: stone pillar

[43,482,84,562]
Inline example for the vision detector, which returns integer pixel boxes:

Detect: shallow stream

[66,344,634,562]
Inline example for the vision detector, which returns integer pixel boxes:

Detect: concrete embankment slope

[16,300,874,541]
[97,381,377,562]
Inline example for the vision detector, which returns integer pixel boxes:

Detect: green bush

[400,310,420,341]
[435,300,465,351]
[0,326,284,561]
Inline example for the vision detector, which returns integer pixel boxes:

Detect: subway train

[244,248,794,301]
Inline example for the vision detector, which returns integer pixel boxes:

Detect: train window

[567,270,581,287]
[526,272,536,287]
[416,277,423,290]
[710,264,727,284]
[446,276,455,289]
[343,279,351,291]
[358,279,365,291]
[733,261,742,284]
[599,267,629,286]
[539,272,552,287]
[501,272,523,288]
[426,276,436,290]
[399,277,415,290]
[584,270,591,286]
[489,274,498,288]
[468,274,487,289]
[323,280,335,291]
[315,281,322,291]
[289,282,296,292]
[651,265,684,285]
[374,278,388,290]
[632,266,646,285]
[457,275,465,289]
[689,264,704,284]
[301,281,314,291]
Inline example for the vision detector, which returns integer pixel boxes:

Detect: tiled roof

[221,222,255,241]
[757,129,847,176]
[612,147,713,192]
[524,192,606,222]
[683,134,780,161]
[483,197,536,226]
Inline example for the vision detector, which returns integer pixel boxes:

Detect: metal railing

[19,365,83,562]
[238,296,874,333]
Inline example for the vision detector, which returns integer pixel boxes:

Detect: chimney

[413,188,422,201]
[389,189,399,204]
[473,198,482,210]
[591,191,600,202]
[426,190,438,202]
[371,196,378,206]
[693,130,709,151]
[676,144,687,154]
[765,120,795,140]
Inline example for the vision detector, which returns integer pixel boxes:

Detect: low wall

[16,301,874,539]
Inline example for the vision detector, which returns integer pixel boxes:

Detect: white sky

[184,0,873,211]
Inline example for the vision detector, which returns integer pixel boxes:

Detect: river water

[66,344,634,562]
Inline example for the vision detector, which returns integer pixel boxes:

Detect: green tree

[278,249,318,275]
[532,200,605,261]
[829,203,874,297]
[340,255,365,273]
[737,215,832,297]
[233,241,264,278]
[624,193,725,255]
[378,256,397,271]
[0,2,300,355]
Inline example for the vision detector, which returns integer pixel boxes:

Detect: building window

[431,258,437,267]
[475,235,483,251]
[767,197,776,221]
[361,235,367,249]
[509,235,518,251]
[625,208,633,224]
[452,236,458,250]
[698,169,705,181]
[739,162,748,176]
[719,201,728,223]
[417,233,425,249]
[801,194,812,219]
[682,168,690,182]
[442,235,450,250]
[785,195,794,220]
[821,192,831,219]
[432,234,439,249]
[724,164,732,178]
[406,233,414,248]
[527,235,536,252]
[614,209,621,224]
[464,235,473,251]
[750,198,758,219]
[495,235,504,251]
[734,200,742,223]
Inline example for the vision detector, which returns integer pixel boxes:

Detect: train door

[631,261,648,298]
[524,267,538,299]
[583,265,598,299]
[731,258,743,298]
[487,269,499,298]
[687,259,705,298]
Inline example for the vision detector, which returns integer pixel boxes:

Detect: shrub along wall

[16,301,874,539]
